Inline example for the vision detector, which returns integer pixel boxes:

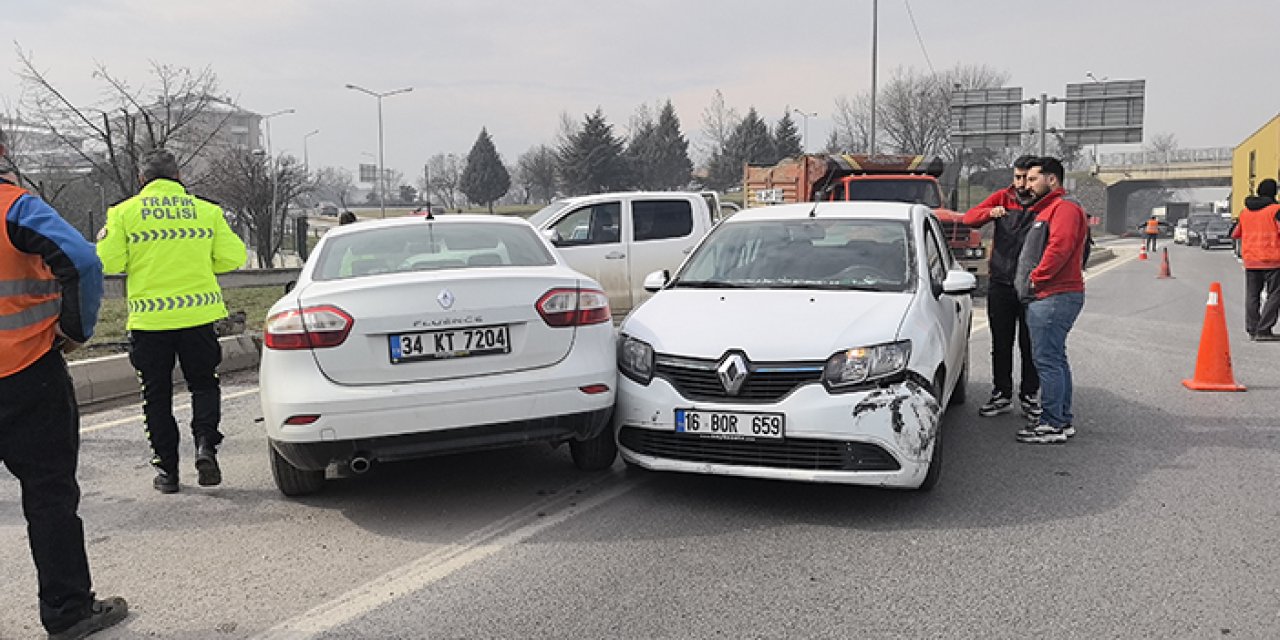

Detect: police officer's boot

[195,440,222,487]
[153,469,179,494]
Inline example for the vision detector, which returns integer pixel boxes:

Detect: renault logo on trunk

[437,289,455,310]
[717,353,749,395]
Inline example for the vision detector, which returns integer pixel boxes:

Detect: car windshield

[311,222,555,281]
[527,200,570,228]
[844,179,942,208]
[673,218,912,292]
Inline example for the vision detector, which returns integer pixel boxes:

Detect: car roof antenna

[807,160,839,218]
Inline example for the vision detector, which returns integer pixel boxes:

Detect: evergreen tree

[773,111,803,159]
[651,100,693,189]
[625,110,660,189]
[460,128,511,213]
[706,107,775,190]
[558,108,629,194]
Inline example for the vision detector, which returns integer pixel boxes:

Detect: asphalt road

[2,240,1277,639]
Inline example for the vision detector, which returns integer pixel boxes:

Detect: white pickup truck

[528,191,728,316]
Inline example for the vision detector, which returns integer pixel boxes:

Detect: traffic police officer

[0,128,127,638]
[97,148,247,493]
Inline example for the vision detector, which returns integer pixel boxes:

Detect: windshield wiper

[670,280,749,289]
[769,283,891,292]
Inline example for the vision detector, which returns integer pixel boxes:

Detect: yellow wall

[1232,113,1280,217]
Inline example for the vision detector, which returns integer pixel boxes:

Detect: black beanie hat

[1260,179,1278,198]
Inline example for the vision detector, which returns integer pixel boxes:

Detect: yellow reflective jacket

[97,179,247,330]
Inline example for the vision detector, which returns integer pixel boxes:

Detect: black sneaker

[195,442,222,487]
[153,471,179,494]
[1016,423,1067,444]
[1256,331,1280,342]
[47,596,128,639]
[979,391,1013,417]
[1019,393,1043,420]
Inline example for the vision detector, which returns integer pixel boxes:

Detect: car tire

[916,373,947,491]
[570,427,618,471]
[269,442,325,496]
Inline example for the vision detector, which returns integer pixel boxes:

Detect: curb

[69,334,261,407]
[1086,247,1116,268]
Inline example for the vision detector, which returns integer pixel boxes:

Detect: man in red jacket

[1013,157,1088,444]
[963,155,1041,420]
[1230,178,1280,341]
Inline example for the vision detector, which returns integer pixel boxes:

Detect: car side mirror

[541,228,562,244]
[942,270,977,296]
[284,280,296,294]
[643,269,670,292]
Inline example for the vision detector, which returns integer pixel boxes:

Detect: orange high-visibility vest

[1145,219,1160,235]
[0,184,61,377]
[1238,204,1280,270]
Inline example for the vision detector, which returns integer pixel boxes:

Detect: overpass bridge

[1091,147,1231,235]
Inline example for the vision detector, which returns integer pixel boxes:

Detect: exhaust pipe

[348,453,372,474]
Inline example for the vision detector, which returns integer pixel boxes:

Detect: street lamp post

[345,83,413,218]
[302,129,320,176]
[792,109,817,153]
[262,108,296,260]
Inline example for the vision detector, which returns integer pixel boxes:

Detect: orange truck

[743,154,988,281]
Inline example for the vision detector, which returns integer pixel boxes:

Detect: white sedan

[260,215,617,496]
[615,202,974,490]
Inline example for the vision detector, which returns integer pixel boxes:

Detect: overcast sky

[4,0,1277,182]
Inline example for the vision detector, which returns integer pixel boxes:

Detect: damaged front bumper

[615,375,941,489]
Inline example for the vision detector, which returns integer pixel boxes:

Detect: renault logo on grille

[717,353,749,395]
[437,289,455,310]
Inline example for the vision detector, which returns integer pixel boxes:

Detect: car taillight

[536,288,611,327]
[264,305,354,350]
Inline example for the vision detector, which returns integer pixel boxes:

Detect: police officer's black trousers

[128,323,223,475]
[0,349,95,632]
[987,281,1039,398]
[1244,268,1280,336]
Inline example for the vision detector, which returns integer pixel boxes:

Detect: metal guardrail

[1097,147,1233,166]
[104,268,301,299]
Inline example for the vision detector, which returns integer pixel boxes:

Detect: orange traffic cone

[1157,247,1173,279]
[1138,244,1148,260]
[1182,282,1246,392]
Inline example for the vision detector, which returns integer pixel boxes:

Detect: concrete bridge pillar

[1104,183,1143,235]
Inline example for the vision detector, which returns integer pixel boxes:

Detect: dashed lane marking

[252,472,640,639]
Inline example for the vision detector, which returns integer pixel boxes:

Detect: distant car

[615,201,975,491]
[1173,219,1190,244]
[1183,215,1221,247]
[1199,219,1235,250]
[318,203,339,217]
[260,215,618,496]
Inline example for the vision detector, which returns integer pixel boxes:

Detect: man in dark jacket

[1014,157,1088,445]
[1230,178,1280,341]
[963,155,1040,421]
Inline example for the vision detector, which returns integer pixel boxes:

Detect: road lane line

[969,251,1137,339]
[253,473,639,639]
[80,387,260,434]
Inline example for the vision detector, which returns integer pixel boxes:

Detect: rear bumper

[271,407,612,470]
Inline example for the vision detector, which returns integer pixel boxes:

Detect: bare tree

[311,166,355,209]
[203,149,307,267]
[698,90,740,164]
[423,153,464,211]
[15,46,236,199]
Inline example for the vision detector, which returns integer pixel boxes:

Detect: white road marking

[80,387,260,434]
[969,251,1138,339]
[252,473,639,639]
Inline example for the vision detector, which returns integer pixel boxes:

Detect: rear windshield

[312,222,555,281]
[1205,220,1233,232]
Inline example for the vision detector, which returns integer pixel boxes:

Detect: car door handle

[605,251,626,259]
[955,301,962,314]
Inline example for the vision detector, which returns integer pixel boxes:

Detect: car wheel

[570,427,618,471]
[269,442,325,496]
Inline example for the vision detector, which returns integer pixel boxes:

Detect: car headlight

[618,334,655,384]
[823,340,911,389]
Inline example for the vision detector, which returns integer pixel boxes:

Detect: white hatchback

[615,202,975,490]
[260,215,617,496]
